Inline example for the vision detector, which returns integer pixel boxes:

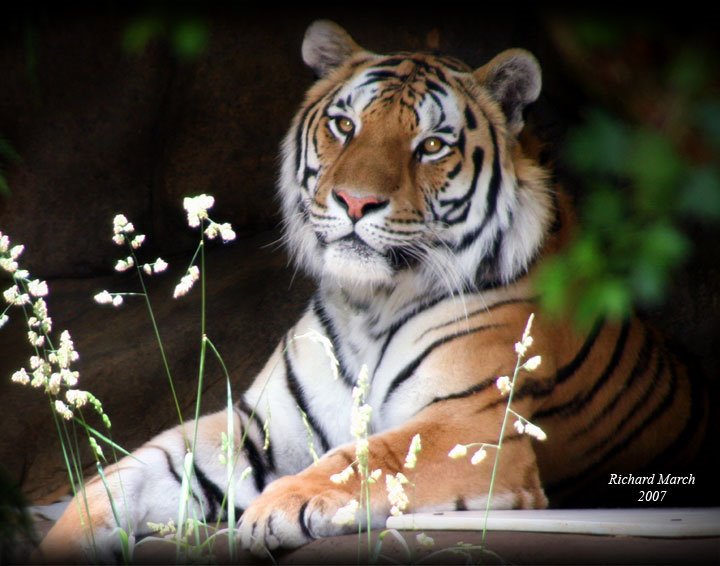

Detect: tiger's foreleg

[37,407,273,563]
[238,401,548,555]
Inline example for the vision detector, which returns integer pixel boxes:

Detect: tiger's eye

[336,117,355,134]
[421,137,444,155]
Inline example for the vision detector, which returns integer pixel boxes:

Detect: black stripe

[193,462,223,521]
[554,319,605,386]
[583,351,667,459]
[298,500,316,541]
[156,446,183,485]
[534,320,631,419]
[439,146,484,220]
[312,296,354,387]
[568,326,654,441]
[236,398,276,472]
[151,445,214,515]
[642,355,706,471]
[284,337,331,452]
[417,296,536,341]
[427,375,497,406]
[294,103,316,176]
[240,425,269,493]
[482,125,502,224]
[426,79,448,95]
[383,324,500,406]
[464,106,478,130]
[372,293,449,370]
[449,126,500,247]
[546,351,677,494]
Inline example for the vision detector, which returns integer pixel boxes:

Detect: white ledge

[386,508,720,538]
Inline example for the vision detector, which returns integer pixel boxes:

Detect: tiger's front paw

[238,475,359,556]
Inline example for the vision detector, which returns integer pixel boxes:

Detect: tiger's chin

[321,239,395,289]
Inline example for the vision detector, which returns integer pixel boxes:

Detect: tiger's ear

[474,49,542,135]
[302,20,362,77]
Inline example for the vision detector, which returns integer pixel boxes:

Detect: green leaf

[631,260,667,305]
[122,17,164,54]
[640,223,690,268]
[577,278,631,326]
[535,259,571,316]
[628,130,683,209]
[572,19,623,49]
[668,49,709,94]
[583,187,626,231]
[171,20,208,59]
[694,101,720,150]
[566,112,630,177]
[679,167,720,220]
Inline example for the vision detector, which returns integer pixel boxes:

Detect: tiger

[39,20,706,561]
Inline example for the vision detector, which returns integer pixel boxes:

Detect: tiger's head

[280,20,553,298]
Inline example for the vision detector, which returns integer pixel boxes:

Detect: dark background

[0,6,717,507]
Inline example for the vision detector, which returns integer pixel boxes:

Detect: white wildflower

[11,368,30,385]
[183,194,215,228]
[204,223,219,240]
[330,464,355,485]
[369,468,382,483]
[239,466,253,482]
[4,286,30,306]
[153,258,168,273]
[143,264,152,275]
[351,404,372,440]
[386,473,410,516]
[524,422,547,441]
[47,373,62,395]
[173,265,200,298]
[514,420,526,435]
[130,234,145,249]
[27,331,45,347]
[15,269,29,279]
[113,214,134,236]
[331,498,359,527]
[66,389,89,408]
[448,444,468,459]
[33,298,48,321]
[113,234,125,246]
[112,295,124,307]
[0,257,18,273]
[60,368,79,387]
[523,355,542,372]
[0,314,8,329]
[29,355,43,370]
[404,433,422,469]
[31,367,47,388]
[217,223,236,242]
[94,290,114,305]
[471,448,488,465]
[9,245,24,260]
[55,330,79,368]
[496,375,512,395]
[416,533,435,548]
[0,233,9,253]
[515,313,535,357]
[54,400,74,420]
[28,279,48,297]
[114,257,134,272]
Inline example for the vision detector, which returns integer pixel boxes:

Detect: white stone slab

[386,508,720,538]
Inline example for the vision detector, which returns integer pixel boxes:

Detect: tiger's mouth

[321,233,421,287]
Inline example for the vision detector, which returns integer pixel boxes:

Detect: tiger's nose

[333,190,389,220]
